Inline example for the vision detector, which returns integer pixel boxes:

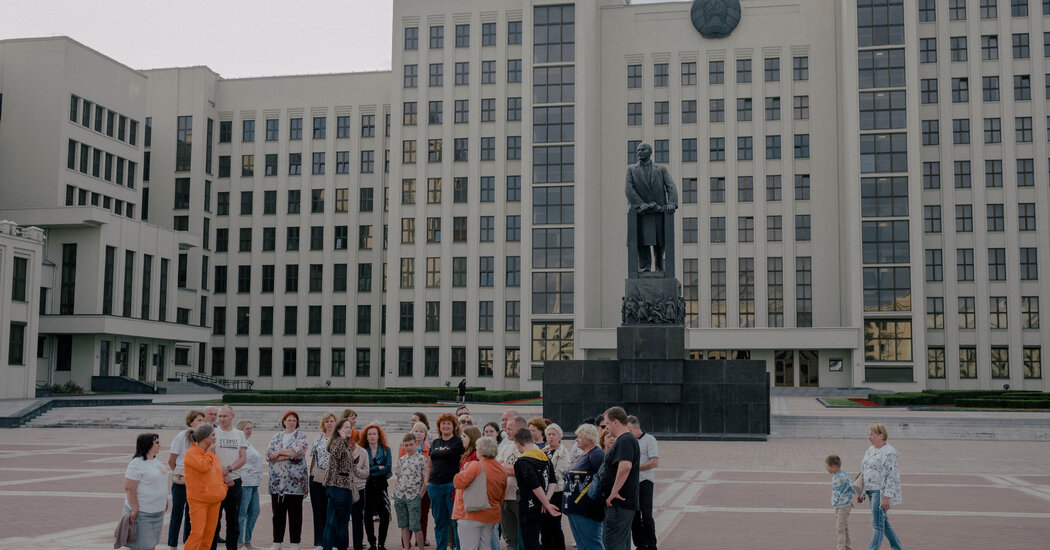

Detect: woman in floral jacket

[858,423,903,550]
[267,410,309,550]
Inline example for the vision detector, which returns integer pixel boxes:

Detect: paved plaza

[0,402,1048,549]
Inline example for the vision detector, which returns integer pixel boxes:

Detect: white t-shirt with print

[124,457,169,513]
[169,429,192,470]
[213,427,248,480]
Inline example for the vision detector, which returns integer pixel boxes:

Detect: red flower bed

[848,398,880,407]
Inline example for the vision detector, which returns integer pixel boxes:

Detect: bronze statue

[625,142,679,273]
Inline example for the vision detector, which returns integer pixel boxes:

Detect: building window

[925,249,943,282]
[957,248,975,281]
[531,321,573,361]
[923,205,941,233]
[926,297,943,329]
[863,319,912,361]
[987,204,1005,232]
[710,258,726,327]
[1024,347,1042,379]
[1020,247,1039,280]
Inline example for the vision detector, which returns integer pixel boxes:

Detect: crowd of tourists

[119,404,662,550]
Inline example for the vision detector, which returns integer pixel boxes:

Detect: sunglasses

[460,420,473,425]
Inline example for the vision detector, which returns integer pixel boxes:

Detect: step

[771,415,1050,441]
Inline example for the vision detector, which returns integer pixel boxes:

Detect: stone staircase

[771,414,1050,441]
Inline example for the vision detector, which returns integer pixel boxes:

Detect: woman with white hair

[561,424,605,550]
[452,437,508,550]
[541,424,571,550]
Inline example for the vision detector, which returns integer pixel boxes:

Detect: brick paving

[1,411,1049,549]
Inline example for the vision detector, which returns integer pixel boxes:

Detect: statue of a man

[625,142,679,272]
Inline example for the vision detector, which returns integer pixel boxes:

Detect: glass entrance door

[799,350,819,387]
[774,350,794,386]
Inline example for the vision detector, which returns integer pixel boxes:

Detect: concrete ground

[0,402,1048,549]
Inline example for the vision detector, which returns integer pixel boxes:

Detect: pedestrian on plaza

[237,420,263,550]
[122,433,168,550]
[266,411,309,550]
[453,437,508,550]
[459,415,476,444]
[826,455,857,550]
[498,410,519,451]
[857,424,903,550]
[168,410,205,548]
[401,421,433,547]
[428,413,466,550]
[527,418,548,450]
[561,424,605,550]
[626,416,659,550]
[362,424,393,550]
[347,425,370,550]
[393,433,429,550]
[184,424,228,550]
[322,418,369,550]
[599,429,615,452]
[599,407,640,550]
[512,427,561,550]
[457,379,467,405]
[212,406,248,550]
[456,405,471,418]
[496,415,528,550]
[204,406,219,427]
[310,412,338,548]
[340,409,361,440]
[540,424,570,550]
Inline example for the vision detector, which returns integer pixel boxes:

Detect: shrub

[872,390,1050,408]
[954,398,1050,409]
[52,381,84,395]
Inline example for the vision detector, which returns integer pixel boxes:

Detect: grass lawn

[821,397,879,407]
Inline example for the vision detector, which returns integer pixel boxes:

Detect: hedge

[468,391,541,402]
[870,390,1050,408]
[222,387,540,404]
[954,398,1050,409]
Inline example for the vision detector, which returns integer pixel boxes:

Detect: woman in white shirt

[123,433,169,550]
[237,419,263,550]
[858,423,903,550]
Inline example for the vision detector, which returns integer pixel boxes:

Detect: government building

[1,0,1048,399]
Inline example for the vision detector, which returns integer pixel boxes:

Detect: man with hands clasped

[211,405,248,550]
[599,407,641,550]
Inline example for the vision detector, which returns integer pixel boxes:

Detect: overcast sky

[1,0,670,78]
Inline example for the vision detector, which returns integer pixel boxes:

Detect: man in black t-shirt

[599,406,640,550]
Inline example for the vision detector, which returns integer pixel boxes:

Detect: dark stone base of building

[542,358,769,440]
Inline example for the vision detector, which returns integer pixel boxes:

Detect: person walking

[428,413,466,550]
[168,410,205,548]
[452,437,508,550]
[212,406,248,550]
[362,425,393,550]
[310,412,338,549]
[457,379,467,405]
[184,424,228,550]
[562,424,604,550]
[599,407,640,550]
[626,416,658,550]
[122,433,168,550]
[266,411,309,550]
[237,420,263,550]
[858,424,903,550]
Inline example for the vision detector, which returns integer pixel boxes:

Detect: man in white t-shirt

[211,405,247,550]
[497,414,527,550]
[628,415,660,550]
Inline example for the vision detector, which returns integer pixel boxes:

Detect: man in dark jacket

[625,142,678,272]
[512,427,560,550]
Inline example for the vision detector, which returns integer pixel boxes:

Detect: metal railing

[175,372,254,391]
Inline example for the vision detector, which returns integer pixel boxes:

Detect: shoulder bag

[462,462,490,512]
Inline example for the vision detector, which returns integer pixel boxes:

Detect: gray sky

[1,0,669,78]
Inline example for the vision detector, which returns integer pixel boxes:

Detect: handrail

[175,371,254,391]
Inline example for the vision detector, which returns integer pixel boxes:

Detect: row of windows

[69,94,139,146]
[922,203,1039,233]
[210,345,525,379]
[401,136,524,163]
[404,21,523,50]
[403,97,524,125]
[626,57,810,88]
[63,184,137,219]
[917,32,1050,63]
[917,0,1050,23]
[920,74,1050,104]
[680,174,812,204]
[924,247,1040,282]
[927,346,1042,380]
[403,60,523,87]
[627,96,809,126]
[685,256,812,328]
[399,176,524,205]
[217,151,375,177]
[919,116,1045,145]
[219,115,382,143]
[926,295,1040,330]
[919,158,1044,189]
[626,135,811,164]
[681,215,813,244]
[66,139,138,188]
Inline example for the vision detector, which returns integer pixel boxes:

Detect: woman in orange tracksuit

[183,423,229,550]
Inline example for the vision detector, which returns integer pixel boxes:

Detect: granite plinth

[617,326,686,360]
[543,359,769,440]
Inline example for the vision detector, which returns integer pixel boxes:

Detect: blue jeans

[568,514,605,550]
[168,482,191,546]
[238,485,260,545]
[490,524,501,550]
[866,490,903,550]
[427,482,459,550]
[323,486,354,550]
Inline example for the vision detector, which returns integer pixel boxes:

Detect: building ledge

[576,326,862,351]
[38,314,210,343]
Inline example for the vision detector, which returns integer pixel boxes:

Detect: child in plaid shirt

[826,455,857,550]
[393,433,429,549]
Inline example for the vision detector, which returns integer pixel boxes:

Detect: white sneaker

[290,545,301,550]
[269,544,282,550]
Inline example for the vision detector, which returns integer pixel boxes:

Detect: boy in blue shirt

[826,455,857,550]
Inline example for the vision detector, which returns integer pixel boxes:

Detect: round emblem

[690,0,742,39]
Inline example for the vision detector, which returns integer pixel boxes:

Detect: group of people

[118,404,664,550]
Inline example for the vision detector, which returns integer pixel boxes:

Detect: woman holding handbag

[362,424,393,550]
[310,412,338,548]
[452,437,507,550]
[184,424,229,550]
[322,418,369,550]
